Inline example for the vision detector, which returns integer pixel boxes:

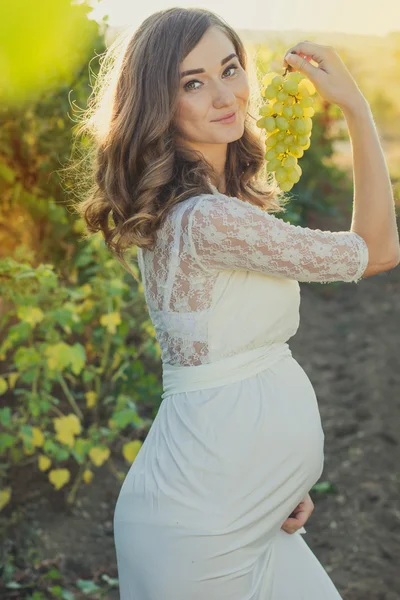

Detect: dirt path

[291,264,400,599]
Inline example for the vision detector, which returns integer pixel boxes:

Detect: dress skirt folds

[113,343,343,599]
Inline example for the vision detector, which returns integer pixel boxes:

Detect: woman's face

[174,26,250,149]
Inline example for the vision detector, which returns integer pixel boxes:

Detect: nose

[211,78,236,108]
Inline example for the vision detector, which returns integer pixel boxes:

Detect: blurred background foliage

[1,1,399,596]
[1,0,400,509]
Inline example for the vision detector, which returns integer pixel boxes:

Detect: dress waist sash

[161,342,293,399]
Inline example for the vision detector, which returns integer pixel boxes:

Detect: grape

[275,167,288,183]
[272,75,285,87]
[276,116,289,131]
[259,103,275,117]
[289,145,304,158]
[282,155,297,169]
[299,97,313,108]
[294,164,302,177]
[264,84,279,100]
[299,79,316,95]
[289,71,304,84]
[288,120,298,135]
[293,104,304,118]
[275,142,286,154]
[303,107,315,117]
[277,90,289,102]
[294,119,307,135]
[283,134,295,146]
[262,72,281,87]
[272,101,284,114]
[256,62,317,192]
[282,105,294,119]
[297,134,310,146]
[280,181,294,192]
[264,116,277,132]
[266,158,281,172]
[303,117,313,133]
[265,148,278,161]
[265,135,278,148]
[282,80,298,95]
[287,168,301,184]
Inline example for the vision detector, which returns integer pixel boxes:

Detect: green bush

[0,234,163,509]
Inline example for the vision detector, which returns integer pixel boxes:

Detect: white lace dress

[113,186,369,600]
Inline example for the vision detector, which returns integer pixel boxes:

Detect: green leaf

[0,163,16,183]
[0,407,11,427]
[0,433,16,452]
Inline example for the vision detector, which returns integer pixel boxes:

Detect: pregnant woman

[77,6,399,599]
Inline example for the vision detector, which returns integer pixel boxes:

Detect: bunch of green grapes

[257,68,317,192]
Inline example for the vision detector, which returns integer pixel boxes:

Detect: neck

[178,139,227,193]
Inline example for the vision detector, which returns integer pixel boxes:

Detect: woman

[75,7,399,599]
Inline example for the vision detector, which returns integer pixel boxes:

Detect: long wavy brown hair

[66,7,290,280]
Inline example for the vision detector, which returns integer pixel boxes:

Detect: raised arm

[282,41,399,276]
[187,195,369,284]
[344,99,400,276]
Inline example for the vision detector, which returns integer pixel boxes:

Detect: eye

[183,63,239,92]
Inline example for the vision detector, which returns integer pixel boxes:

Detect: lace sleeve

[187,195,369,284]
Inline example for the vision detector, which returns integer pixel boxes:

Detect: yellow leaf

[54,414,81,438]
[80,283,92,297]
[89,446,110,467]
[65,414,82,435]
[45,342,70,371]
[84,299,94,311]
[299,79,316,96]
[55,429,76,448]
[83,469,93,484]
[38,454,51,471]
[100,312,121,334]
[122,440,142,463]
[85,391,97,408]
[48,468,71,490]
[8,372,19,389]
[17,306,44,326]
[69,267,79,283]
[0,487,12,511]
[0,377,8,395]
[75,297,95,315]
[53,416,65,432]
[31,426,44,447]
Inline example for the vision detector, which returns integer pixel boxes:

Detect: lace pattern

[137,192,369,366]
[188,193,369,284]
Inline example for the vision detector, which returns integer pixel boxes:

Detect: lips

[213,111,236,122]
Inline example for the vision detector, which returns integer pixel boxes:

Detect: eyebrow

[180,53,238,79]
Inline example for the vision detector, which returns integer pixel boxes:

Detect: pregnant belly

[116,353,324,536]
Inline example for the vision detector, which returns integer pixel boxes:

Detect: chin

[222,125,245,142]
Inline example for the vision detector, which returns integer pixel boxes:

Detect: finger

[284,52,318,76]
[281,522,300,534]
[285,41,329,65]
[282,512,308,528]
